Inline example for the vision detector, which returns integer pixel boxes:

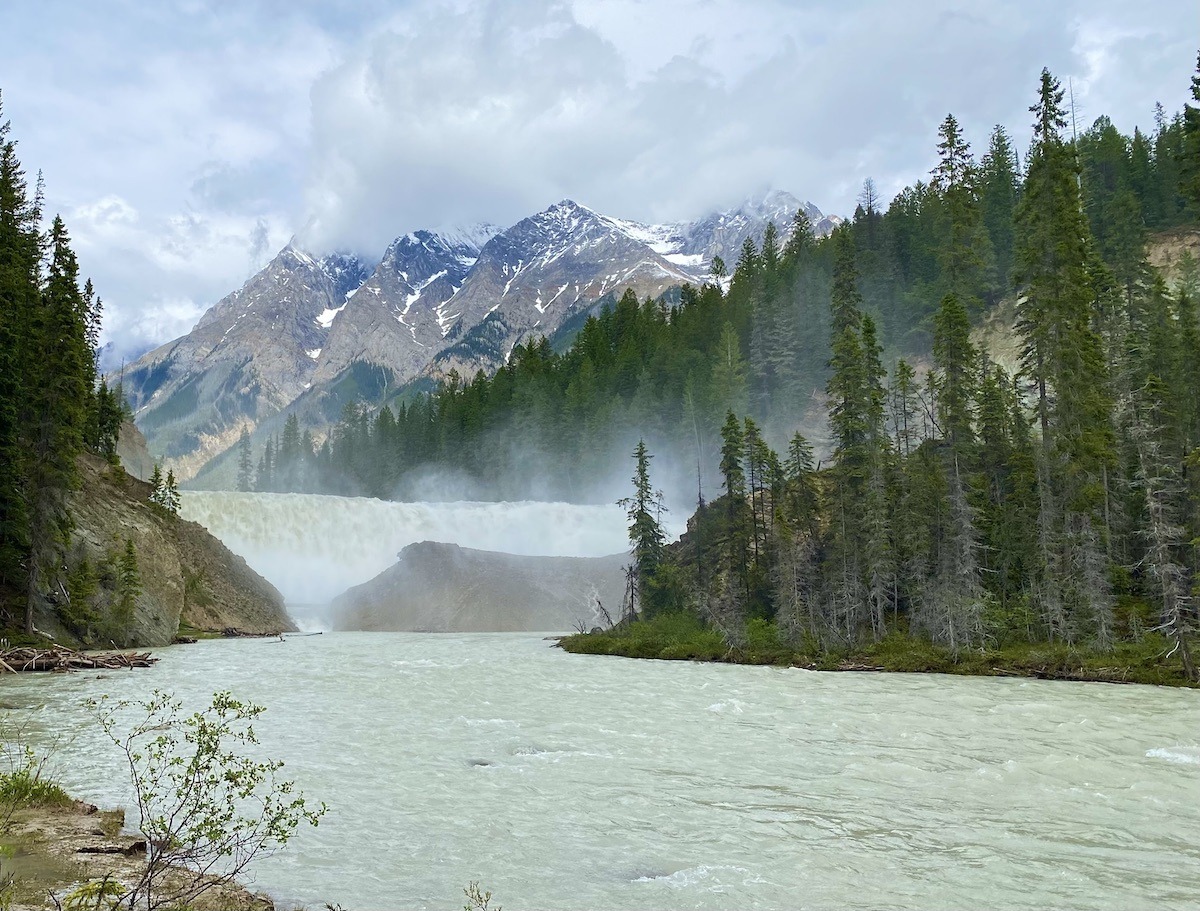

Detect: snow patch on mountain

[315,303,347,329]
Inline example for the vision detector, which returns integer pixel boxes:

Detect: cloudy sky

[0,0,1195,364]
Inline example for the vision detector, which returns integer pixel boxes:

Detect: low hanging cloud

[65,194,292,368]
[300,0,1198,255]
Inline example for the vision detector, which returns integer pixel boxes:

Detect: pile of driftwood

[0,646,158,674]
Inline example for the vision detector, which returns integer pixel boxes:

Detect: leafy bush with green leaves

[86,690,326,910]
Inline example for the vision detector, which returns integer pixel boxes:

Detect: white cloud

[99,298,210,372]
[301,0,1198,255]
[65,194,293,365]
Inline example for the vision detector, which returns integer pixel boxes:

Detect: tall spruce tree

[1014,68,1116,645]
[931,114,993,309]
[619,439,666,619]
[0,93,40,596]
[236,427,254,492]
[22,216,91,633]
[979,125,1020,295]
[1182,52,1200,209]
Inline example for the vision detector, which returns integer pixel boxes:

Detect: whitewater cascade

[179,491,632,610]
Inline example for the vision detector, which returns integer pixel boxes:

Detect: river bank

[1,799,274,911]
[558,613,1200,687]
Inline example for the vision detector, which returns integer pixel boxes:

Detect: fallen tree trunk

[0,646,158,673]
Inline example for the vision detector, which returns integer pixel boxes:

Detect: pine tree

[888,359,921,459]
[618,440,666,619]
[256,439,274,492]
[825,242,872,643]
[979,124,1020,295]
[164,470,181,516]
[829,227,864,338]
[1182,52,1200,209]
[149,464,165,512]
[931,114,992,309]
[710,322,749,420]
[236,427,254,492]
[278,413,302,492]
[0,93,40,593]
[931,294,977,450]
[918,295,985,649]
[718,411,750,595]
[1128,373,1195,679]
[23,216,91,634]
[1014,68,1116,645]
[115,537,141,641]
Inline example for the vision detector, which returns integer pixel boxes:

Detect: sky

[0,0,1196,366]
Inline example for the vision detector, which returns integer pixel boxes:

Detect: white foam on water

[634,864,763,889]
[1145,747,1200,765]
[706,699,747,714]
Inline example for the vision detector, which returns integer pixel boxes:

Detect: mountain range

[116,191,841,481]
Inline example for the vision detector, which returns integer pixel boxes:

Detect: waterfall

[180,491,631,607]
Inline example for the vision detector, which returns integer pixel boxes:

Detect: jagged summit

[117,192,839,481]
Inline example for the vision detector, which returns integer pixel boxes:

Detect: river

[3,633,1198,909]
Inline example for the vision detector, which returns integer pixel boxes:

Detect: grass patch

[561,617,1200,687]
[562,612,728,661]
[0,766,71,812]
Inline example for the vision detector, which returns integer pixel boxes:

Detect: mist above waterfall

[178,492,639,611]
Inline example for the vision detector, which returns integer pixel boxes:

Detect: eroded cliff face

[115,418,155,481]
[32,454,293,647]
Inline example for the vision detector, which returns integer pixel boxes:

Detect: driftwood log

[0,646,158,673]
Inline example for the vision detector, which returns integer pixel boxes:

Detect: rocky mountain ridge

[117,191,840,481]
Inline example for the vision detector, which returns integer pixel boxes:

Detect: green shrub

[0,744,71,827]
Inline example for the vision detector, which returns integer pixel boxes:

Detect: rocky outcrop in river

[331,541,628,632]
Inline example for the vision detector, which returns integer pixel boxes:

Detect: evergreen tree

[829,226,864,338]
[236,427,254,492]
[256,439,274,492]
[149,464,165,512]
[931,113,992,309]
[931,294,977,449]
[618,440,666,618]
[0,93,40,594]
[23,216,91,634]
[710,322,749,420]
[164,470,181,516]
[115,537,141,641]
[1014,68,1116,645]
[979,125,1020,295]
[1183,52,1200,209]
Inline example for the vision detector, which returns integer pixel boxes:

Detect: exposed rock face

[33,454,293,647]
[332,541,628,632]
[118,245,375,480]
[1147,227,1200,289]
[117,192,840,482]
[312,226,502,386]
[115,419,155,481]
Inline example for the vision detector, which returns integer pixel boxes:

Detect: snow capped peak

[387,224,502,260]
[431,222,503,252]
[281,239,318,267]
